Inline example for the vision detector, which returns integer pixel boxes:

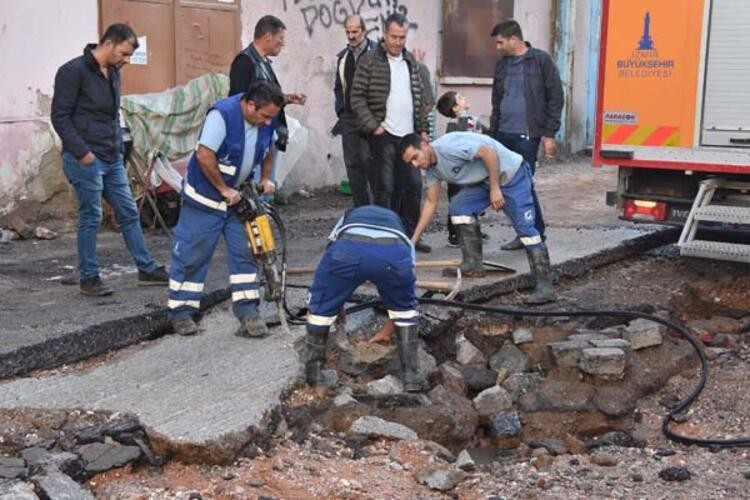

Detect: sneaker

[414,239,432,253]
[138,265,169,286]
[235,315,270,338]
[172,317,200,336]
[80,276,113,297]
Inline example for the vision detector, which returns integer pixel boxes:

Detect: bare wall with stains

[0,0,98,219]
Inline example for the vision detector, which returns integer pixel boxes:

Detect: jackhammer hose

[341,298,750,449]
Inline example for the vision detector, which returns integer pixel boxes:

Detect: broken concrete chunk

[366,375,404,396]
[349,416,418,441]
[415,466,467,491]
[580,348,626,376]
[417,345,438,379]
[0,457,27,480]
[489,343,531,374]
[333,393,357,407]
[623,319,664,350]
[502,373,541,401]
[437,363,467,396]
[455,335,487,366]
[489,410,522,438]
[456,450,476,471]
[32,470,94,500]
[472,386,513,417]
[20,448,82,479]
[568,332,609,343]
[512,328,534,345]
[548,340,590,368]
[589,338,632,350]
[0,480,39,500]
[77,442,141,473]
[455,365,497,392]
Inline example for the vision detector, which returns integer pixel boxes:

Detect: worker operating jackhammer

[304,205,429,392]
[168,80,284,337]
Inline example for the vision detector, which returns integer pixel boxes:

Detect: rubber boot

[443,222,485,277]
[395,324,429,392]
[500,236,524,251]
[304,326,336,387]
[523,244,556,304]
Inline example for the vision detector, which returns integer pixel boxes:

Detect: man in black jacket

[51,23,168,297]
[489,20,563,251]
[229,15,306,152]
[333,15,376,207]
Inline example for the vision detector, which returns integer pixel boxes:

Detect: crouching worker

[168,80,284,337]
[399,132,555,304]
[305,205,429,392]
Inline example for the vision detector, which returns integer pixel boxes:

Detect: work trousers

[368,131,422,237]
[306,238,418,334]
[168,203,261,322]
[495,132,545,238]
[449,163,543,248]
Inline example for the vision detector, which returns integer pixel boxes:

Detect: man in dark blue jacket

[51,23,168,297]
[168,81,283,338]
[489,20,563,251]
[333,15,376,207]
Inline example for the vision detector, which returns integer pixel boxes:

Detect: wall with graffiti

[241,0,439,190]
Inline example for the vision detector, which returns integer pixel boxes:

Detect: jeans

[62,152,157,280]
[495,131,545,237]
[340,111,372,207]
[369,131,422,236]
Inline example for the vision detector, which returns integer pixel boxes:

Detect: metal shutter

[701,0,750,147]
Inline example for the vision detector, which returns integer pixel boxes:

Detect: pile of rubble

[0,412,159,499]
[284,307,697,492]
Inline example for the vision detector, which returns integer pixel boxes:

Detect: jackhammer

[234,182,289,333]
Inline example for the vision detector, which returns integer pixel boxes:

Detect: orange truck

[594,0,750,260]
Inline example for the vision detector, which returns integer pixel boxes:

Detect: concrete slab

[0,309,305,462]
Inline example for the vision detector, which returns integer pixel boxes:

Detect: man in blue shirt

[305,205,428,392]
[168,81,284,337]
[399,132,555,304]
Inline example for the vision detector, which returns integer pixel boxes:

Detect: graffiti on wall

[282,0,418,38]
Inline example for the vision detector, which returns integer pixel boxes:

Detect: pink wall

[0,0,98,216]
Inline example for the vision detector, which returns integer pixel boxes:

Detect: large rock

[623,318,664,350]
[0,458,27,480]
[349,416,418,441]
[589,338,631,351]
[503,373,541,401]
[455,335,486,366]
[367,375,404,396]
[20,448,83,479]
[32,471,95,500]
[489,410,522,438]
[548,340,590,368]
[0,480,39,500]
[489,343,531,374]
[417,345,438,379]
[455,365,497,392]
[463,323,511,354]
[77,442,141,473]
[456,450,476,471]
[512,328,534,345]
[579,348,626,376]
[437,363,467,396]
[472,386,513,417]
[415,467,467,491]
[336,339,398,377]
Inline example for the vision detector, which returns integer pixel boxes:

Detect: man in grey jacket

[350,13,431,252]
[490,20,563,251]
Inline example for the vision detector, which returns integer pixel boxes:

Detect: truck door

[700,0,750,148]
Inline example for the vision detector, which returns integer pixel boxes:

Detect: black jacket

[489,44,564,139]
[334,38,377,117]
[228,44,288,150]
[51,44,123,162]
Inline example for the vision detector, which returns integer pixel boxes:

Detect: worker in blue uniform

[399,131,555,304]
[168,80,284,337]
[305,205,429,392]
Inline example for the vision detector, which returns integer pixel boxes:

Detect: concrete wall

[0,0,98,219]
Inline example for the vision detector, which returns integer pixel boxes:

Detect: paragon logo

[616,12,675,79]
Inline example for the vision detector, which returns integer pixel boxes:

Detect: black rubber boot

[304,326,336,387]
[523,244,556,304]
[395,324,429,392]
[443,222,485,277]
[447,216,458,246]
